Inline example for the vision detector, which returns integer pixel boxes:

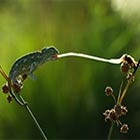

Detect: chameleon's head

[41,46,59,61]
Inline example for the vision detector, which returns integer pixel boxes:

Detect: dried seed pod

[120,62,129,73]
[103,109,111,122]
[105,86,113,96]
[103,109,110,116]
[109,109,118,121]
[7,95,13,103]
[122,54,137,68]
[127,73,134,81]
[125,55,137,68]
[120,124,129,133]
[2,84,9,93]
[121,106,128,116]
[114,104,128,117]
[114,104,122,116]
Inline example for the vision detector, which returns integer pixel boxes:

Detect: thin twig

[111,93,116,103]
[133,59,140,75]
[119,80,131,104]
[117,80,124,104]
[19,95,48,140]
[107,121,115,140]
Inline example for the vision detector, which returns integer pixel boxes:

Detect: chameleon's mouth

[52,54,58,60]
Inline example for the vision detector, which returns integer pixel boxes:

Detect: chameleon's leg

[29,62,36,80]
[0,65,9,81]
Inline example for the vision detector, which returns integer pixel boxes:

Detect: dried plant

[103,55,140,139]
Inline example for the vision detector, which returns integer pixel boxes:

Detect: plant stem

[117,80,123,104]
[19,95,48,140]
[119,60,140,104]
[133,59,140,75]
[107,121,115,140]
[119,80,131,104]
[111,93,116,103]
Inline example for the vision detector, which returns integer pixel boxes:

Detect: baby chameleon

[9,46,59,84]
[1,46,59,105]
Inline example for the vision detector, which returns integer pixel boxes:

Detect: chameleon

[0,46,59,105]
[9,46,59,84]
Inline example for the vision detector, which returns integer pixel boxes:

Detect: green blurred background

[0,0,140,139]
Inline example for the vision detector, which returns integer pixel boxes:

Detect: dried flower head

[2,83,9,93]
[121,106,128,116]
[7,94,12,103]
[105,86,113,96]
[126,73,134,82]
[103,109,111,122]
[120,124,129,133]
[103,104,128,134]
[120,62,129,73]
[114,104,128,117]
[114,104,122,116]
[103,108,118,122]
[121,54,137,69]
[109,109,118,121]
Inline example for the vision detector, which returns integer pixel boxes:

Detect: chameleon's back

[9,46,59,84]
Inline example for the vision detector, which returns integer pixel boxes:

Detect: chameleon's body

[0,46,59,105]
[9,46,59,85]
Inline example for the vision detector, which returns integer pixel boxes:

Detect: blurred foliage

[0,0,140,139]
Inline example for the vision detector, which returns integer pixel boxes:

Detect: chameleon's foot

[13,82,23,93]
